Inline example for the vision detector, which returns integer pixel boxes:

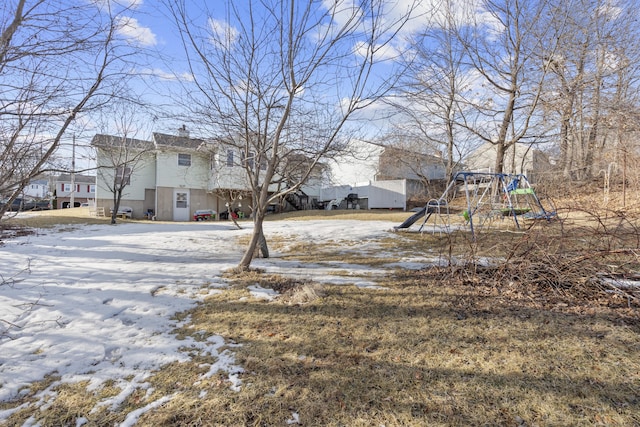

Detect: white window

[89,185,96,193]
[226,150,234,167]
[62,183,71,192]
[176,192,188,208]
[178,153,191,166]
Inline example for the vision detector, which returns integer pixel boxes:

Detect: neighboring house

[328,140,384,186]
[55,174,96,208]
[23,178,50,199]
[376,146,447,182]
[94,131,220,221]
[94,128,332,220]
[465,142,552,182]
[329,140,447,185]
[94,130,278,221]
[321,140,448,210]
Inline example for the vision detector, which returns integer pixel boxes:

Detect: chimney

[177,124,189,138]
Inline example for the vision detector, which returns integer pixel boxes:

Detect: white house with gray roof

[92,130,261,221]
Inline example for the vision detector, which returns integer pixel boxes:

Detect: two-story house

[54,174,96,208]
[93,130,268,221]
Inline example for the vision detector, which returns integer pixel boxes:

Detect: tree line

[393,0,640,184]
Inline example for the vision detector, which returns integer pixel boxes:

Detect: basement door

[173,189,190,221]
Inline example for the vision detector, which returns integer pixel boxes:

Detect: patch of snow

[602,277,640,289]
[286,411,301,425]
[0,219,401,419]
[119,394,174,427]
[248,284,280,300]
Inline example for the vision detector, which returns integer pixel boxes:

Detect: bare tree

[92,103,155,224]
[213,188,250,230]
[168,0,413,270]
[542,0,640,180]
[0,0,142,217]
[391,0,470,181]
[454,0,564,174]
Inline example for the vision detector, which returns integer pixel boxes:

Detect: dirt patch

[0,224,35,244]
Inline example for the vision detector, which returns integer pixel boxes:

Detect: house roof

[152,132,210,151]
[91,134,154,150]
[56,174,96,184]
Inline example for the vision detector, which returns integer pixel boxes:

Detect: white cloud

[139,68,194,82]
[354,40,401,61]
[598,0,622,20]
[110,0,144,8]
[122,0,144,8]
[94,0,144,12]
[208,17,239,48]
[387,0,503,39]
[116,16,157,47]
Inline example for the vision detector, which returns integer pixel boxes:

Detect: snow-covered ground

[0,218,400,422]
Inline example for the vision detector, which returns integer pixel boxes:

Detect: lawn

[0,198,639,426]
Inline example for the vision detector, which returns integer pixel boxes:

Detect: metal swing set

[395,171,556,236]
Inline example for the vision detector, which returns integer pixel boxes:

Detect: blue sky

[63,0,493,170]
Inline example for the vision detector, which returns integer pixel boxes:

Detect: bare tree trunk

[238,211,268,269]
[229,215,242,230]
[494,141,506,175]
[584,45,603,179]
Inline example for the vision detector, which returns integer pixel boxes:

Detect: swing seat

[500,207,531,216]
[509,188,535,195]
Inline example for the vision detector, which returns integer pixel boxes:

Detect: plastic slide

[394,207,427,229]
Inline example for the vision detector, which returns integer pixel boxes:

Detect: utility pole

[70,134,76,208]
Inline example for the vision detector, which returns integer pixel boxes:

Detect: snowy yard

[3,216,638,426]
[0,219,398,423]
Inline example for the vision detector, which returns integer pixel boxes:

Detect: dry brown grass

[135,266,639,426]
[1,207,109,233]
[2,191,640,426]
[0,208,131,243]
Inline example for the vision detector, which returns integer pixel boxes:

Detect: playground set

[395,171,556,236]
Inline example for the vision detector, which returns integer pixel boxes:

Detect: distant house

[321,140,448,210]
[23,178,50,199]
[376,146,447,182]
[464,142,551,182]
[55,174,96,208]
